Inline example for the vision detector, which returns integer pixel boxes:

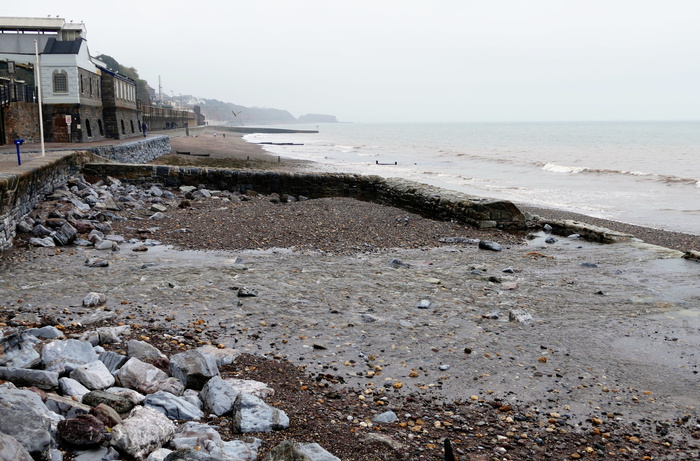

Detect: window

[80,75,84,93]
[85,119,92,137]
[53,70,68,93]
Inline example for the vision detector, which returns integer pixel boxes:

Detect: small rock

[478,240,502,252]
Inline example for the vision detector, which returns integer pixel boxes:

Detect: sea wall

[81,163,527,229]
[0,151,95,251]
[82,135,170,163]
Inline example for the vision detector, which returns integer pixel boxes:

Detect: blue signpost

[14,139,24,165]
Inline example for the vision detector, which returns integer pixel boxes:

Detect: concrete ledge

[530,215,634,243]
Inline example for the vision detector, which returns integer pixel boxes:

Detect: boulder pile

[0,323,340,460]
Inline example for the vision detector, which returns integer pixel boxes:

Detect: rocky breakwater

[0,323,338,461]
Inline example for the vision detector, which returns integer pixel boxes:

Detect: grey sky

[5,0,700,123]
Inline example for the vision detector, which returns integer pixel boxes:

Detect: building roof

[43,37,84,54]
[0,17,86,38]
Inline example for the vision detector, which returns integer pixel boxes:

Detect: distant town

[0,16,336,146]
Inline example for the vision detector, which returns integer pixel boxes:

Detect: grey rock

[53,222,77,246]
[70,198,91,212]
[26,326,64,339]
[72,446,121,461]
[45,394,91,419]
[73,309,117,326]
[0,433,33,461]
[170,350,219,391]
[416,299,432,309]
[85,258,109,267]
[110,406,176,460]
[150,204,168,213]
[42,339,98,374]
[114,357,168,391]
[82,292,107,308]
[147,448,173,461]
[128,340,166,361]
[99,351,129,373]
[195,345,240,367]
[0,331,41,368]
[144,391,204,421]
[237,287,258,297]
[262,441,340,461]
[82,325,130,346]
[545,236,558,244]
[29,236,56,247]
[478,240,502,251]
[70,360,115,390]
[148,212,167,220]
[32,224,52,237]
[0,366,59,389]
[388,258,410,269]
[170,422,262,460]
[0,387,57,457]
[372,411,398,423]
[232,393,289,433]
[508,309,534,323]
[58,377,91,401]
[95,239,117,251]
[199,376,240,416]
[138,377,185,396]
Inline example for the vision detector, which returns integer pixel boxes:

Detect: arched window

[85,119,93,137]
[52,70,68,93]
[98,119,104,136]
[121,119,126,134]
[130,120,135,133]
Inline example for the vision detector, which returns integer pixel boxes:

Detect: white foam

[542,163,586,174]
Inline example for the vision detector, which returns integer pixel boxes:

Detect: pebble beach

[2,128,700,460]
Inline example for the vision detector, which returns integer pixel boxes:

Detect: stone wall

[2,102,41,144]
[81,136,170,163]
[81,164,526,229]
[0,151,95,251]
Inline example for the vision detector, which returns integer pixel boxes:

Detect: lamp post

[34,40,45,157]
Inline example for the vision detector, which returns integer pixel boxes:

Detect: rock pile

[0,323,340,460]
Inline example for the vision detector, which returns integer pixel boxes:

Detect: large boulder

[0,433,33,461]
[143,391,204,421]
[111,406,176,460]
[114,357,168,391]
[232,393,289,433]
[70,360,116,390]
[169,350,219,391]
[0,387,59,458]
[42,339,98,374]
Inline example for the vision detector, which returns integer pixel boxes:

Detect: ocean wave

[542,163,699,186]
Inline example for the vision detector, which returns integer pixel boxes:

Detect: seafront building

[0,16,201,146]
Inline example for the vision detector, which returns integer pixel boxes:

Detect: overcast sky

[5,0,700,123]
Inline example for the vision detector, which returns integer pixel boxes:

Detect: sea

[243,121,700,235]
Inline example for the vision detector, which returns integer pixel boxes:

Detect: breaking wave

[541,163,699,186]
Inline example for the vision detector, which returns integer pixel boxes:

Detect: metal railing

[0,83,37,107]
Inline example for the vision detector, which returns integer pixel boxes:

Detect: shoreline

[168,128,700,254]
